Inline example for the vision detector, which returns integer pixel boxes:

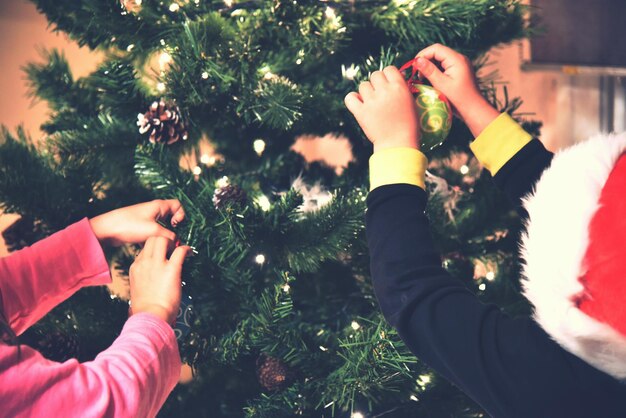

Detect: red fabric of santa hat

[520,132,626,380]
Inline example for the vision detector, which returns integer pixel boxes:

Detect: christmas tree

[0,0,536,416]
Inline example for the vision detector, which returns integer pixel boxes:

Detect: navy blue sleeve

[366,183,626,417]
[492,138,554,213]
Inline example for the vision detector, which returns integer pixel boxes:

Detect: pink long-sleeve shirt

[0,218,181,417]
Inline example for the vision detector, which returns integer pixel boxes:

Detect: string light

[410,395,419,402]
[325,6,336,19]
[156,82,166,92]
[341,64,360,80]
[215,177,230,189]
[201,71,209,79]
[126,44,135,52]
[351,321,360,330]
[486,271,495,281]
[256,195,271,211]
[417,374,431,387]
[159,51,172,68]
[319,345,328,352]
[255,254,266,264]
[253,139,266,156]
[460,165,469,175]
[478,283,487,291]
[351,413,364,418]
[135,0,142,5]
[224,0,234,6]
[282,284,291,293]
[192,166,202,175]
[169,3,180,12]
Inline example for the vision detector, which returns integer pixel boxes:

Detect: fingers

[369,70,388,89]
[155,199,185,226]
[152,236,174,260]
[416,43,461,71]
[344,92,363,116]
[154,224,177,242]
[415,57,448,91]
[358,81,374,100]
[142,236,156,257]
[382,66,406,84]
[169,245,191,272]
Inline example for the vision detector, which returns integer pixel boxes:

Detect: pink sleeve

[0,313,181,418]
[0,218,111,335]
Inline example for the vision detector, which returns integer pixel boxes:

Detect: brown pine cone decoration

[137,100,188,144]
[256,354,292,392]
[213,184,247,209]
[32,331,80,363]
[2,216,48,252]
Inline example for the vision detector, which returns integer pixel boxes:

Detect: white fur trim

[519,132,626,379]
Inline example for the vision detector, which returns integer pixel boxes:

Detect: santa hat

[519,132,626,380]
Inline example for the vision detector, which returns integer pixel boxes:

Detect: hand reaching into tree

[344,66,420,152]
[414,43,500,137]
[129,236,190,324]
[89,199,185,247]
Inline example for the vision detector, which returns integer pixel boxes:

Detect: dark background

[530,0,626,68]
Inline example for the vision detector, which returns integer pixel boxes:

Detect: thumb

[415,57,449,93]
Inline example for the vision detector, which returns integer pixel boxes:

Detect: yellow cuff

[470,113,532,176]
[369,147,427,191]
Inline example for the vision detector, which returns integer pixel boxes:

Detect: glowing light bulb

[351,321,360,330]
[126,44,135,52]
[342,64,360,80]
[282,284,291,293]
[478,283,487,291]
[216,176,230,188]
[169,3,180,12]
[201,71,209,79]
[486,271,495,281]
[255,254,266,264]
[256,195,271,211]
[159,51,172,69]
[351,413,364,418]
[192,166,202,175]
[253,139,266,156]
[460,165,469,175]
[156,82,166,92]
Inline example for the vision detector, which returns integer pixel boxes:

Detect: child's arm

[0,199,185,335]
[415,44,554,210]
[0,218,111,335]
[345,69,620,417]
[0,312,181,418]
[1,234,189,417]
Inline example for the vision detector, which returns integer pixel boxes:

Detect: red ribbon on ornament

[399,58,423,94]
[399,57,452,107]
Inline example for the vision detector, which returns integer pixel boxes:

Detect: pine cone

[213,184,247,210]
[137,100,188,145]
[256,354,292,392]
[2,217,48,252]
[31,331,80,363]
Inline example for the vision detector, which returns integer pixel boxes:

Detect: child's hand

[415,43,499,137]
[89,199,185,247]
[129,236,190,324]
[344,66,420,152]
